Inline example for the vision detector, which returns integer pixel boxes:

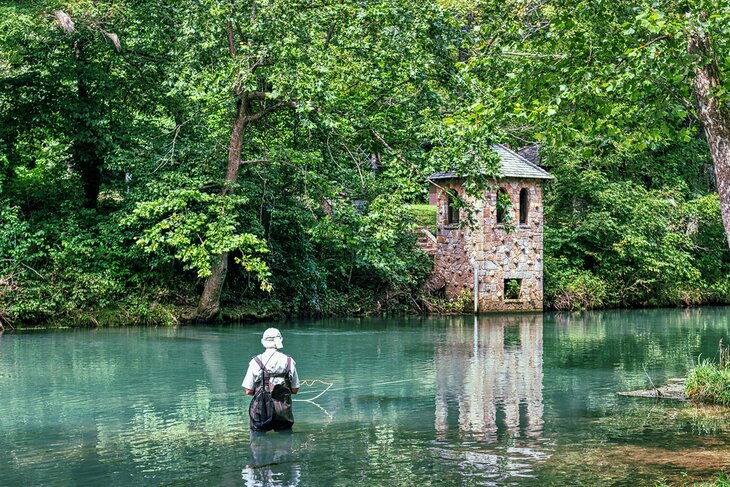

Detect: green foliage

[504,278,521,300]
[3,0,730,324]
[454,1,730,157]
[304,194,433,315]
[123,175,271,288]
[496,187,515,231]
[422,290,473,314]
[544,144,730,310]
[0,200,184,325]
[0,0,454,324]
[544,260,608,311]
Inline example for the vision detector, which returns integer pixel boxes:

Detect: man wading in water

[243,328,300,431]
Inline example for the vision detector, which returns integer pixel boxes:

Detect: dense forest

[1,0,730,327]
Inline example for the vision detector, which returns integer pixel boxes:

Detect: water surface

[1,308,730,486]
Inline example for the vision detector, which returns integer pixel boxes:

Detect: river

[1,308,729,486]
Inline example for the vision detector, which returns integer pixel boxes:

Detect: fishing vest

[249,355,294,431]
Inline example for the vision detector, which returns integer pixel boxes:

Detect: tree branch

[369,128,452,196]
[643,34,673,49]
[248,91,268,100]
[246,100,296,122]
[226,21,236,58]
[0,259,47,281]
[500,50,566,60]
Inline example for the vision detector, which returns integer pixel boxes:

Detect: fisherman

[243,327,300,431]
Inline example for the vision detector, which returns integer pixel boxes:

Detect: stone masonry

[435,180,543,311]
[428,145,553,312]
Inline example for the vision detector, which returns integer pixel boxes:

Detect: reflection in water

[435,315,544,439]
[243,432,301,486]
[432,314,548,483]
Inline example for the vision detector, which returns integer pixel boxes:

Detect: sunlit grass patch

[686,360,730,407]
[406,204,437,235]
[686,341,730,407]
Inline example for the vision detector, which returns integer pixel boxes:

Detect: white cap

[261,327,283,349]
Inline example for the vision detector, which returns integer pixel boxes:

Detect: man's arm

[289,360,300,394]
[242,361,258,394]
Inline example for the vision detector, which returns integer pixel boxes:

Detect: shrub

[545,255,607,310]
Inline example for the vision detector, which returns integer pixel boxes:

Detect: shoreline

[7,303,730,330]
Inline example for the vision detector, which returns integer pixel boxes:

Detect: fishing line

[292,379,333,403]
[296,377,416,395]
[291,379,335,419]
[291,376,415,406]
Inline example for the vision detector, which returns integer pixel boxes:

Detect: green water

[2,309,730,486]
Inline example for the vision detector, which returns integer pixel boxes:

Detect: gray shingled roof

[429,144,554,181]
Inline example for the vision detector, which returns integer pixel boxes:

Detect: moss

[220,300,284,322]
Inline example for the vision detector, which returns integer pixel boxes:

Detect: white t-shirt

[242,349,300,390]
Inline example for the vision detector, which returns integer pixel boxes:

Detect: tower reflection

[435,314,544,439]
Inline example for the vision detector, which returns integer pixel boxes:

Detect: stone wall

[432,179,545,311]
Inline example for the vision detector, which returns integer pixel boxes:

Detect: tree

[155,0,462,319]
[0,1,173,209]
[454,0,730,246]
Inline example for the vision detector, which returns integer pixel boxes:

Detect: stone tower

[428,145,553,311]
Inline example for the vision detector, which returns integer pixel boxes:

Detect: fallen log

[618,378,688,401]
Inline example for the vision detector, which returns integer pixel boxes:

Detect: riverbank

[8,302,730,330]
[6,301,288,330]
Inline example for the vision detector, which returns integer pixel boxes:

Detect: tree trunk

[195,94,250,320]
[72,40,103,209]
[197,252,229,320]
[689,31,730,248]
[223,95,250,193]
[194,22,293,320]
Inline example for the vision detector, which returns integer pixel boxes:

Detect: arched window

[519,188,529,225]
[447,192,459,225]
[496,187,508,224]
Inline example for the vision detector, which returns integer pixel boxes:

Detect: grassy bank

[686,360,730,407]
[686,342,730,407]
[407,204,437,235]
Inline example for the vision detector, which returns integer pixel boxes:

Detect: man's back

[242,349,300,390]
